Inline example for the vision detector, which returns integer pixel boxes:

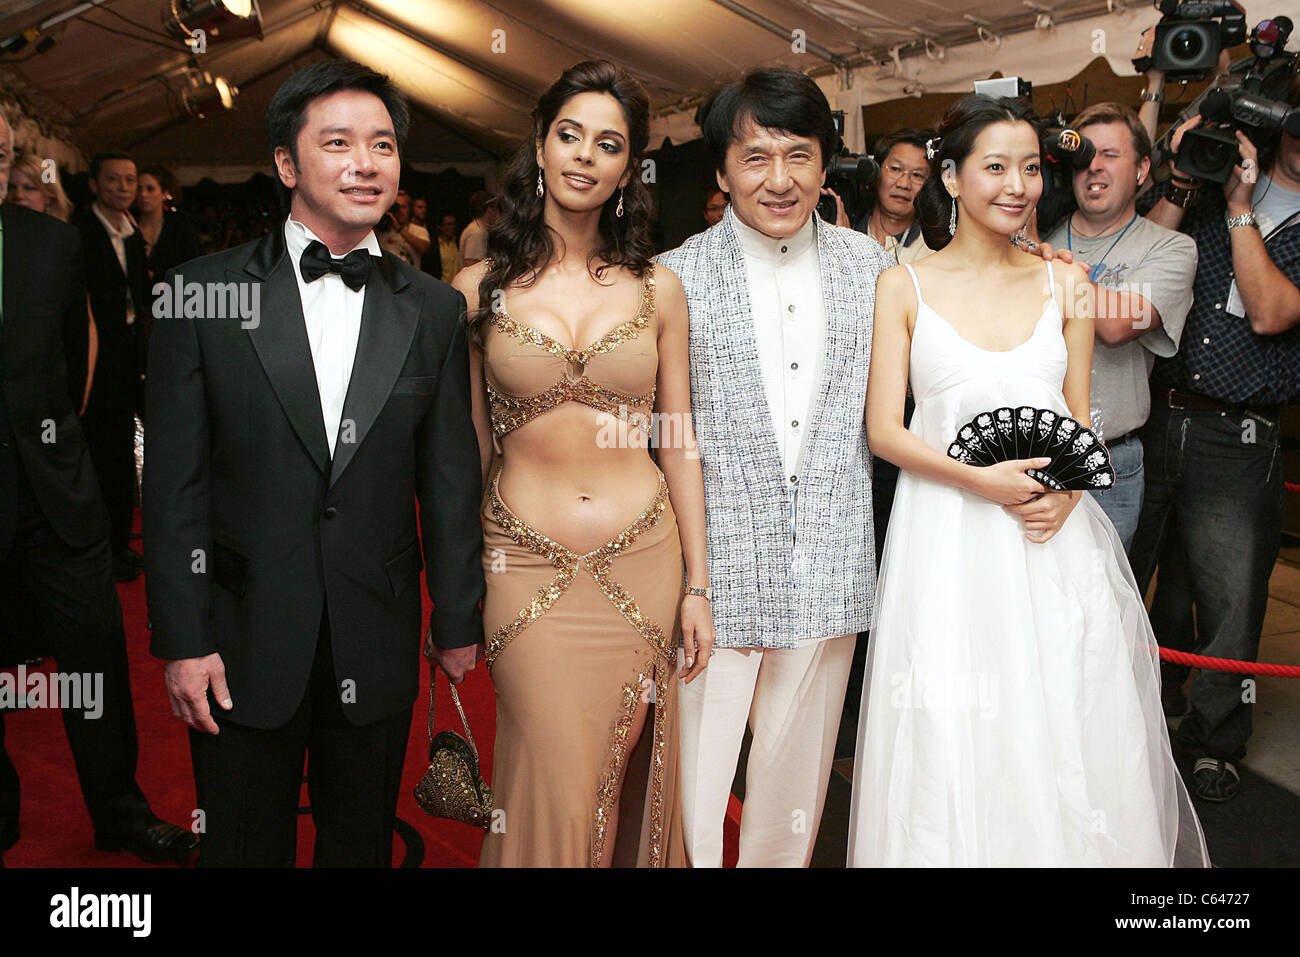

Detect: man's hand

[820,187,850,227]
[1135,25,1163,80]
[1030,239,1086,272]
[424,628,483,685]
[1170,114,1204,157]
[164,653,232,735]
[1224,129,1259,214]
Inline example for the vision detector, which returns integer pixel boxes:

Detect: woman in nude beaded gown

[453,60,714,867]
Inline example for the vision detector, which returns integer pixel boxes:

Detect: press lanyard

[1067,212,1137,282]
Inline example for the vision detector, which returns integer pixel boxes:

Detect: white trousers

[676,633,856,867]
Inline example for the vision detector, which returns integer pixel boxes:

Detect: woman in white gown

[849,94,1209,867]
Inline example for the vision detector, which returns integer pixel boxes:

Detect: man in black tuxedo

[144,60,486,867]
[75,151,151,582]
[0,114,197,866]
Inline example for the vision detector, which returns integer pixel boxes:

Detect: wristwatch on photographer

[1139,89,1163,102]
[683,573,711,601]
[1226,209,1259,230]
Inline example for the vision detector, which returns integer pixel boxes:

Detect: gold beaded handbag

[413,664,494,829]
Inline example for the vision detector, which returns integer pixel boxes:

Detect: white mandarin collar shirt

[731,206,826,482]
[283,218,381,458]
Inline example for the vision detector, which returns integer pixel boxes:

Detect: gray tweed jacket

[656,210,891,649]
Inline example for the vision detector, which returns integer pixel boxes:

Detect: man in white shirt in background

[458,190,497,267]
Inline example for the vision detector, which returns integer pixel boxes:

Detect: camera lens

[1187,135,1235,178]
[1169,27,1205,64]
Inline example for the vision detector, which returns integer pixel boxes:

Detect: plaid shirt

[1142,186,1300,404]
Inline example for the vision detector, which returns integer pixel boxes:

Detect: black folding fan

[946,407,1116,491]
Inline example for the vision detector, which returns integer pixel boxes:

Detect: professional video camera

[816,110,879,225]
[1154,16,1300,182]
[1139,0,1249,82]
[1037,123,1099,234]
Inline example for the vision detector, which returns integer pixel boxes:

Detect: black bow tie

[299,240,374,291]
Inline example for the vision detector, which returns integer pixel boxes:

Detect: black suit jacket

[0,204,108,555]
[75,206,150,389]
[143,223,486,729]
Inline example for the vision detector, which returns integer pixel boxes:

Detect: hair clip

[925,137,940,160]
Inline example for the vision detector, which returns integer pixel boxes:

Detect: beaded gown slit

[477,265,687,867]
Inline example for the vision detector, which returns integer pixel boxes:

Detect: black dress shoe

[95,819,199,865]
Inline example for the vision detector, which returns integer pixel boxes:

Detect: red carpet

[3,511,739,867]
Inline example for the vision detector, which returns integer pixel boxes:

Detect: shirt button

[324,506,338,519]
[791,420,799,428]
[790,362,798,370]
[1214,303,1222,310]
[790,475,798,485]
[1203,337,1210,344]
[780,245,788,253]
[787,304,795,313]
[1193,373,1202,381]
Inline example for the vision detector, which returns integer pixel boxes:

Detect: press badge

[1226,279,1246,318]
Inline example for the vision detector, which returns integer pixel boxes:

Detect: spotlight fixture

[182,71,238,118]
[0,28,38,54]
[163,0,262,46]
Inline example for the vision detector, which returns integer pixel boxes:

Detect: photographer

[378,188,419,267]
[853,128,936,264]
[1132,76,1300,803]
[1039,103,1198,552]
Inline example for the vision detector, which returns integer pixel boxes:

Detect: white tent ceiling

[0,0,1295,181]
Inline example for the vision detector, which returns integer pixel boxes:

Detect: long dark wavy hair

[471,60,655,342]
[916,94,1044,251]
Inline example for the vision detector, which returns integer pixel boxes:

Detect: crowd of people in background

[1,16,1295,868]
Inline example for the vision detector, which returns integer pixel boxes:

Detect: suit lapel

[87,206,129,283]
[713,214,784,473]
[328,252,419,489]
[239,228,331,477]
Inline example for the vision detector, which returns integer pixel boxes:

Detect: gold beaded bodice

[483,267,657,437]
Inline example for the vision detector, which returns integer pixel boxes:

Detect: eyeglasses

[883,163,929,185]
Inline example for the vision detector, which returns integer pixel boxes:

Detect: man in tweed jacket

[656,69,891,866]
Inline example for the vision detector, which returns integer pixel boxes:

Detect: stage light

[163,0,263,45]
[182,71,238,118]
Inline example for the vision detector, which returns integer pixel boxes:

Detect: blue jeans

[1129,400,1285,762]
[1089,433,1144,554]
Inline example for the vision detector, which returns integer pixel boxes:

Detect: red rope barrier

[1159,647,1300,677]
[1286,481,1300,494]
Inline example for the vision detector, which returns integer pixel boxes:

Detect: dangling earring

[948,194,958,235]
[536,170,544,197]
[616,187,624,218]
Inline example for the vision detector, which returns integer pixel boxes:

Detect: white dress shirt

[92,202,138,326]
[284,218,380,457]
[732,207,826,480]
